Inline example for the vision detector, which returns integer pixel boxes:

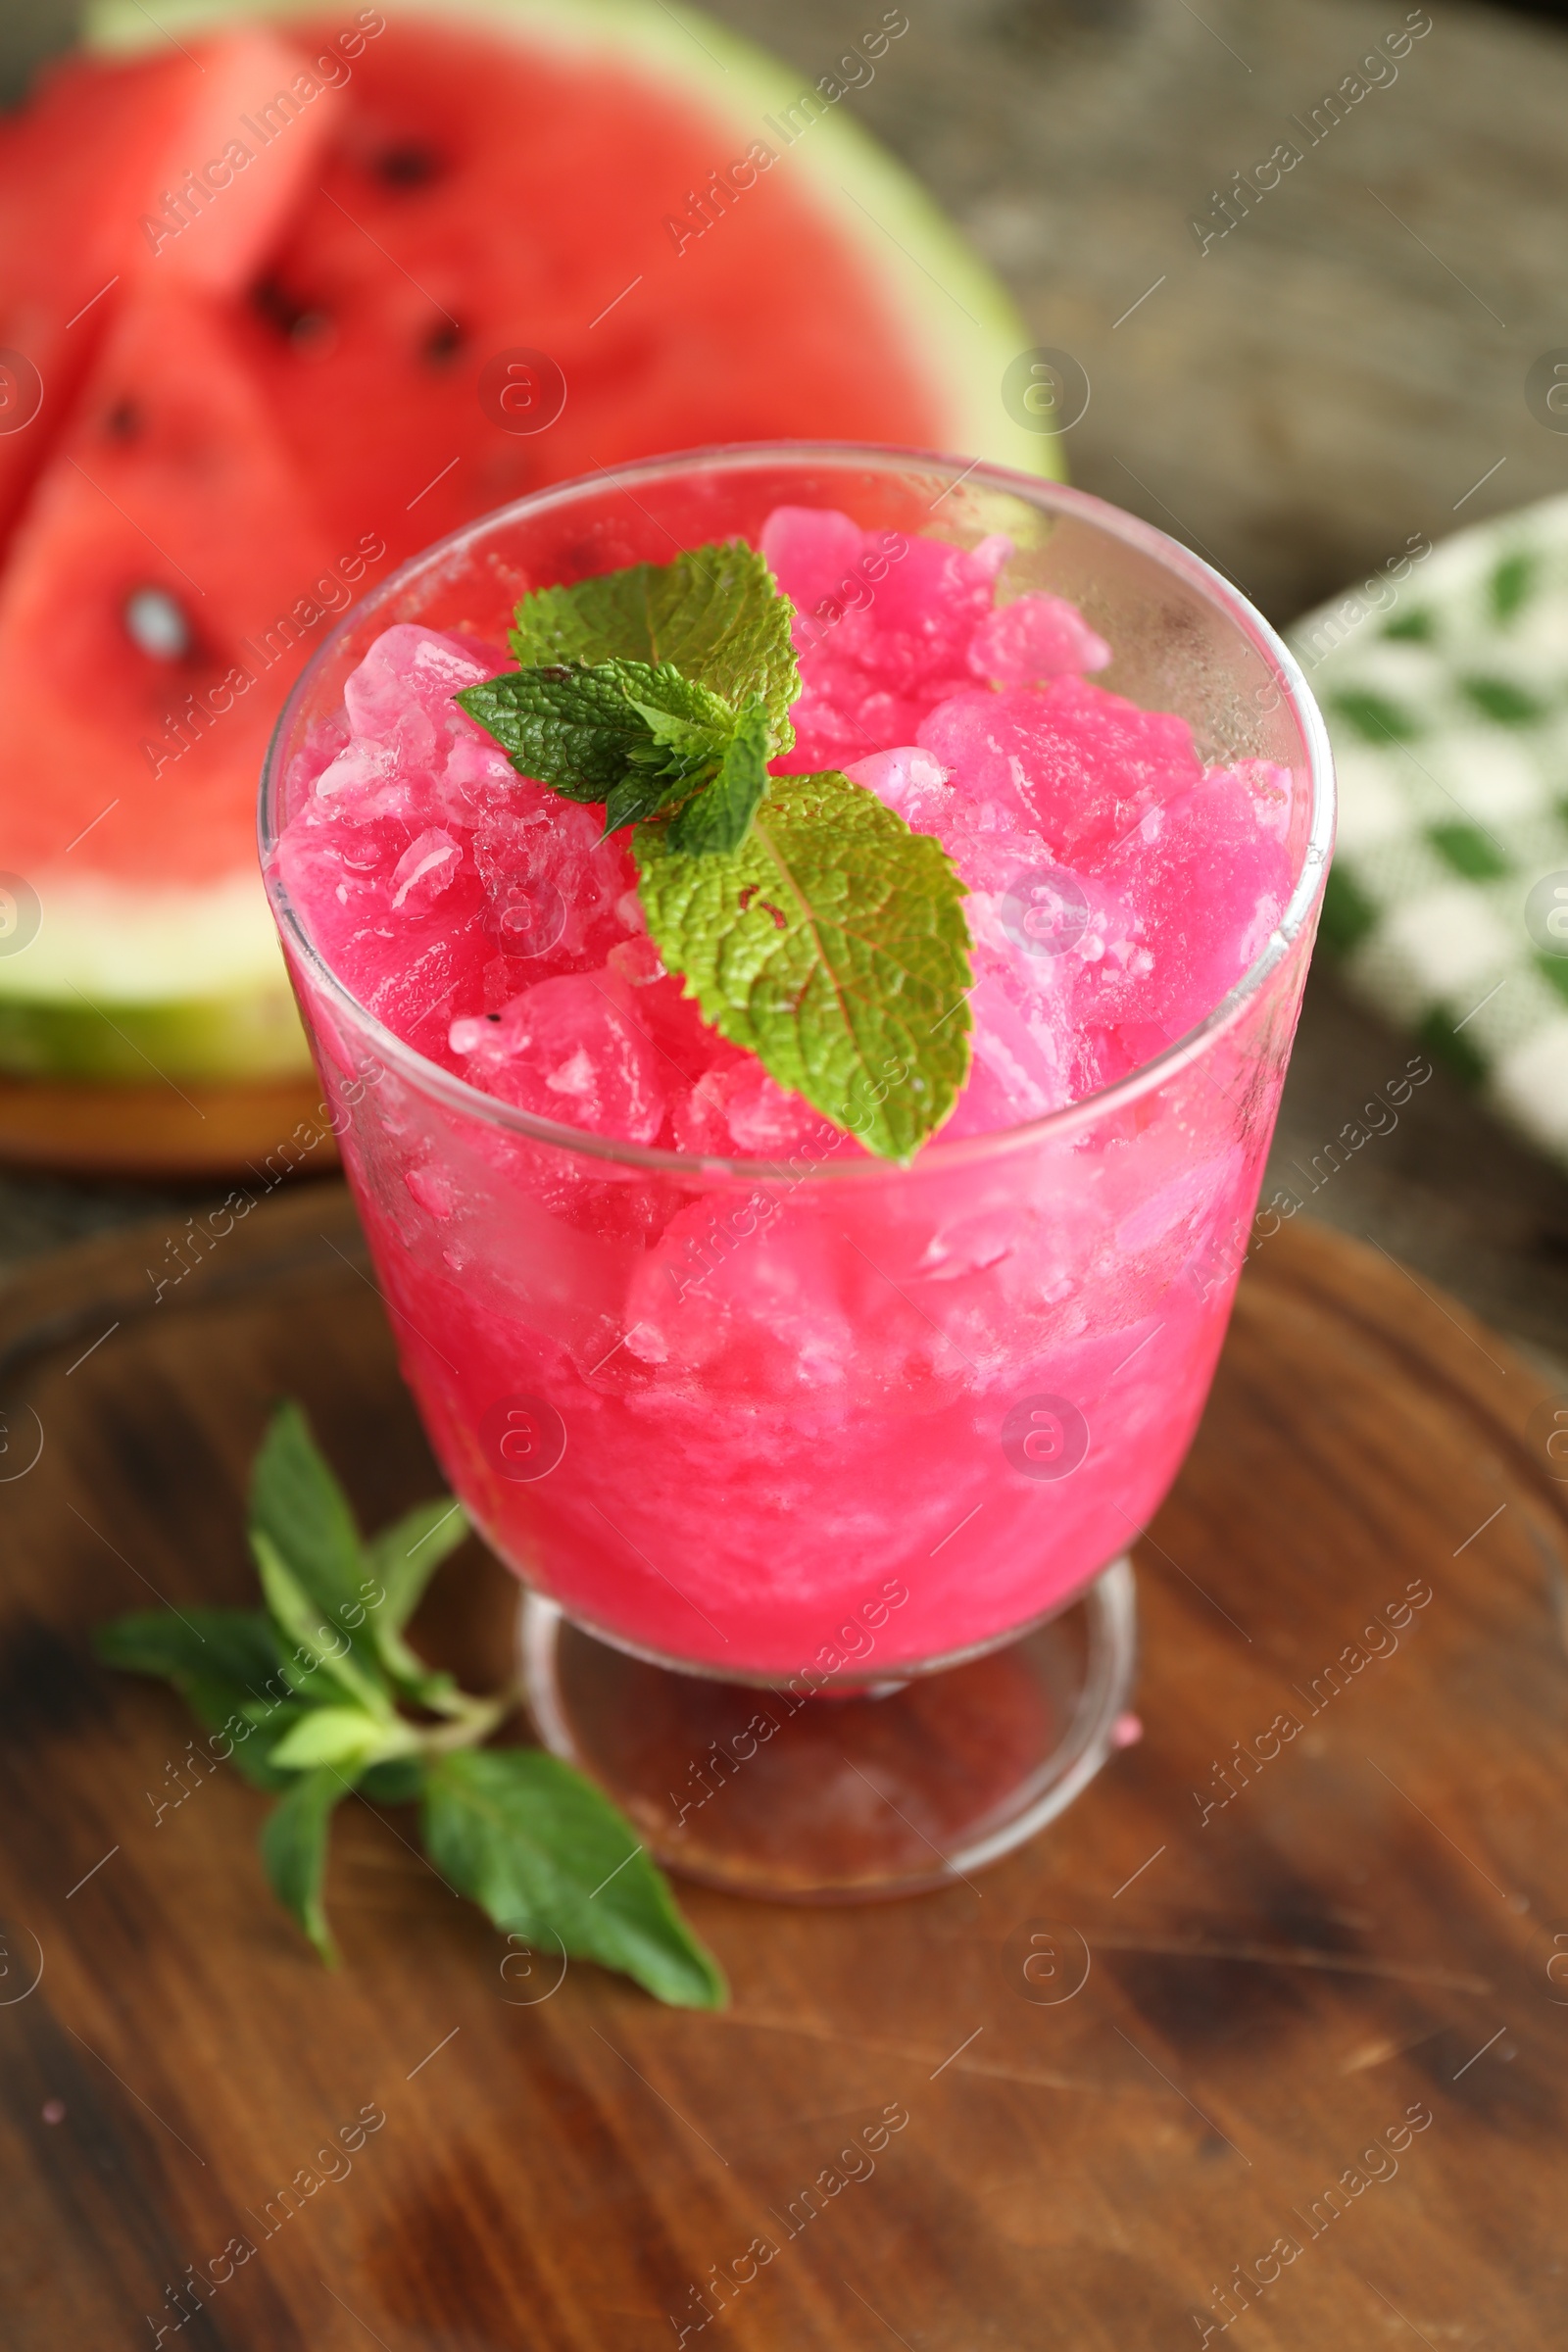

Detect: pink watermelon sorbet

[271,503,1313,1677]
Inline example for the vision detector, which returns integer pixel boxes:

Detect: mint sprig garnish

[504,539,801,737]
[636,771,972,1161]
[95,1402,725,2008]
[456,538,974,1159]
[460,659,737,818]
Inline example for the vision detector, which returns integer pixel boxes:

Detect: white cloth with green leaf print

[1288,497,1568,1169]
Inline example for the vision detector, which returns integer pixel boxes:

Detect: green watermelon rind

[0,874,309,1079]
[0,981,307,1082]
[24,0,1054,1087]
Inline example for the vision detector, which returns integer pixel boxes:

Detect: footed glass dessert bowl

[261,444,1333,1899]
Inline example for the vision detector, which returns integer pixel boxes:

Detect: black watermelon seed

[373,143,442,187]
[423,320,466,365]
[252,276,332,348]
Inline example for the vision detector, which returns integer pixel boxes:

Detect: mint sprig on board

[456,539,973,1160]
[95,1403,724,2009]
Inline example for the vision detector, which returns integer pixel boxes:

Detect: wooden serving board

[1,1188,1565,2350]
[0,1073,337,1181]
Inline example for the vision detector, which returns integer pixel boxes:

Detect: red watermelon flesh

[128,29,343,294]
[0,48,200,543]
[0,282,343,885]
[231,14,949,561]
[0,32,335,543]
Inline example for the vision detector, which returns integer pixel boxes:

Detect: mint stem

[409,1685,523,1755]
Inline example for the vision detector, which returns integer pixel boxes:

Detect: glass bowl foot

[519,1558,1138,1902]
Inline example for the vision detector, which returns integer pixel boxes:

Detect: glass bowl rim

[259,437,1336,1183]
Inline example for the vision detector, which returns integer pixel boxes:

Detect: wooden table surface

[2,1184,1565,2349]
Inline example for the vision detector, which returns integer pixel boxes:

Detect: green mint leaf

[421,1748,726,2010]
[260,1765,356,1967]
[380,1662,463,1721]
[666,696,771,857]
[205,1696,321,1792]
[456,662,651,800]
[618,662,735,735]
[248,1402,388,1699]
[372,1643,463,1721]
[508,539,799,745]
[364,1498,469,1635]
[622,691,729,778]
[95,1607,316,1791]
[95,1605,284,1689]
[251,1529,391,1718]
[458,658,732,815]
[603,673,737,831]
[450,660,659,800]
[269,1706,416,1773]
[635,771,973,1159]
[601,765,699,836]
[359,1755,426,1807]
[250,1402,366,1624]
[361,1497,470,1716]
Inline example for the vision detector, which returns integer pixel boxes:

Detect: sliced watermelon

[0,30,336,544]
[221,9,1023,559]
[0,283,342,1076]
[0,48,198,544]
[0,0,1054,1085]
[128,28,344,293]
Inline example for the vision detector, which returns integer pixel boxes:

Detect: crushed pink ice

[275,515,1295,1153]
